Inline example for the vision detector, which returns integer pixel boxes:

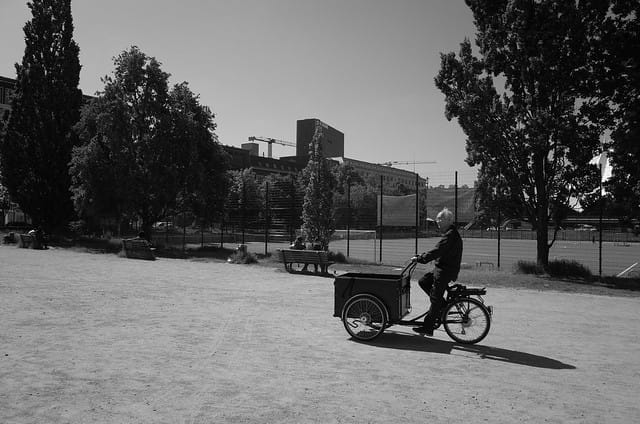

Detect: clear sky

[0,0,478,186]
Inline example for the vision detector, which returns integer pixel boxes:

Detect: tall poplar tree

[301,123,336,250]
[0,0,82,231]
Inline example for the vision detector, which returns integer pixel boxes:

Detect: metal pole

[454,171,458,226]
[425,177,428,234]
[290,179,295,243]
[182,210,186,254]
[242,182,246,245]
[379,174,383,263]
[264,181,269,256]
[220,213,224,248]
[599,163,603,281]
[347,179,351,257]
[497,204,501,269]
[415,172,419,255]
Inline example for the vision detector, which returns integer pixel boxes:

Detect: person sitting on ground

[413,207,463,336]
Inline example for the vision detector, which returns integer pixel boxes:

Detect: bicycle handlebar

[399,256,421,278]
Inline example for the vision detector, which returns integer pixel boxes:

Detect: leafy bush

[68,220,87,236]
[515,260,545,275]
[515,259,592,280]
[546,259,592,280]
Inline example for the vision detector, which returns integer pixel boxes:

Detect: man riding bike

[413,207,463,336]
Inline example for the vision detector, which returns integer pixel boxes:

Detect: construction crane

[248,136,296,158]
[378,160,436,167]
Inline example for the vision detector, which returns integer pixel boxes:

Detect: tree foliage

[435,0,603,265]
[582,0,640,221]
[301,123,336,250]
[70,46,228,235]
[225,169,263,228]
[0,0,82,231]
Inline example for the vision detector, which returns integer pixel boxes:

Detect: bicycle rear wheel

[442,297,490,344]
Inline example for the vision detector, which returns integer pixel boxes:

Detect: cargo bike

[334,257,493,344]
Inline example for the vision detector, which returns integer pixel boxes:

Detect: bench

[122,238,156,260]
[277,249,334,275]
[18,233,44,249]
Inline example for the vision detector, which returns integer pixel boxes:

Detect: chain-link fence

[148,170,639,278]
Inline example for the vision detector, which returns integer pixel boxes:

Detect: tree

[259,173,303,241]
[301,123,336,250]
[224,169,263,239]
[0,0,82,231]
[70,47,228,236]
[168,83,229,229]
[435,1,602,266]
[582,0,640,222]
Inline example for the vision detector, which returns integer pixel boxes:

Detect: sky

[0,0,479,186]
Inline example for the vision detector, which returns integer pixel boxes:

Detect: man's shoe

[412,327,434,336]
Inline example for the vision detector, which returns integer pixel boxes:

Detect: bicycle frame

[393,259,491,326]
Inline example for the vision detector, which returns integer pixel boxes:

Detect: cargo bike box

[333,272,411,321]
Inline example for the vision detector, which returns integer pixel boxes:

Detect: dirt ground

[1,245,639,423]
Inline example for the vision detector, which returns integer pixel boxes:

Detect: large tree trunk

[536,220,549,267]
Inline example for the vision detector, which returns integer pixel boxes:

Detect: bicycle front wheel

[442,297,490,344]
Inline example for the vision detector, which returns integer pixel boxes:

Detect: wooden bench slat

[277,249,334,275]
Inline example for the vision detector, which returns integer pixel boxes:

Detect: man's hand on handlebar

[413,253,429,264]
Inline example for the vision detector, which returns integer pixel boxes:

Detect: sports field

[330,237,640,277]
[1,244,639,423]
[244,236,640,277]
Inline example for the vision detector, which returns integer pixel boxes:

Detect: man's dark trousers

[418,270,452,329]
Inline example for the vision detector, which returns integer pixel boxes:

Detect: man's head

[436,208,454,231]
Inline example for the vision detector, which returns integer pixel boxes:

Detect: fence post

[347,179,351,257]
[290,179,296,243]
[415,172,419,255]
[497,204,501,268]
[379,175,383,263]
[599,163,603,281]
[454,171,458,226]
[182,210,186,254]
[242,182,246,245]
[264,182,269,256]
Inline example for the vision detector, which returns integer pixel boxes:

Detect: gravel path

[1,245,639,423]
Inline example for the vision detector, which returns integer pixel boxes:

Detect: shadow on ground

[355,332,576,370]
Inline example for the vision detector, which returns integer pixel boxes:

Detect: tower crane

[378,160,436,167]
[248,136,296,158]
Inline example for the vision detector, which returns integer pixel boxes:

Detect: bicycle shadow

[356,332,575,370]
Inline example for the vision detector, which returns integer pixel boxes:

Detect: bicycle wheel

[342,294,388,341]
[442,297,490,344]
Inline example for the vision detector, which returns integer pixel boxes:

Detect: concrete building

[227,118,427,191]
[338,157,427,190]
[0,76,15,119]
[296,118,345,158]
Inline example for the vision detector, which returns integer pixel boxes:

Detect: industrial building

[228,117,427,190]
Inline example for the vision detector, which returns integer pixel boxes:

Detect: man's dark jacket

[421,226,463,281]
